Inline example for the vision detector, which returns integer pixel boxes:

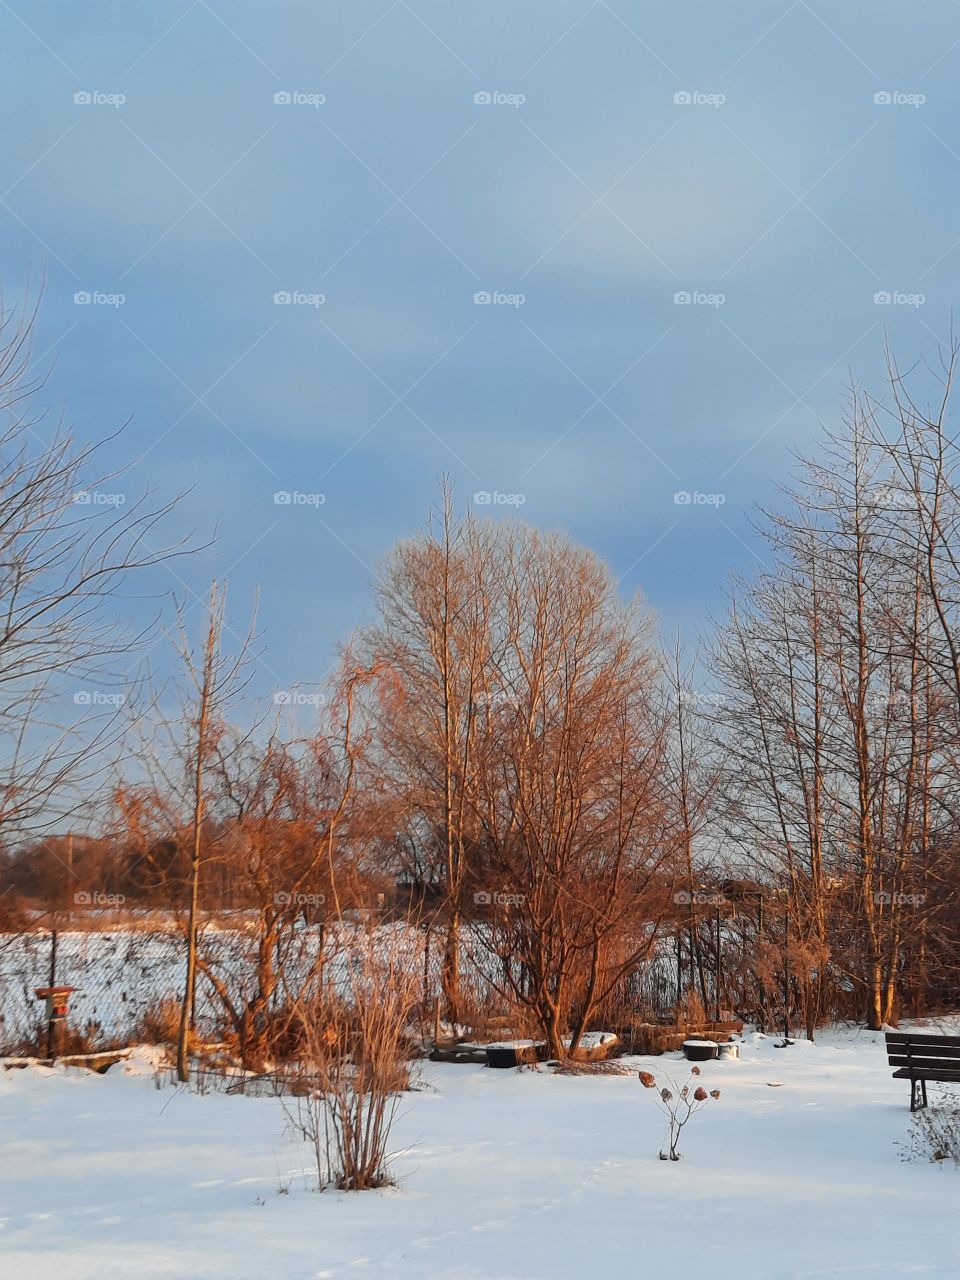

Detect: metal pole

[46,930,58,1058]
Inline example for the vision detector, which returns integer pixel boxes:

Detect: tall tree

[466,524,677,1057]
[170,583,257,1081]
[358,485,495,1026]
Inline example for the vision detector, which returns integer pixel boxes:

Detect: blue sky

[3,1,959,712]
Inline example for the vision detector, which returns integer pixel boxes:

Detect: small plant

[639,1065,720,1160]
[906,1092,960,1167]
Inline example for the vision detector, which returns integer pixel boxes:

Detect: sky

[2,0,959,719]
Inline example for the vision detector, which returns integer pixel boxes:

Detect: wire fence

[0,926,191,1054]
[0,921,448,1055]
[0,919,683,1057]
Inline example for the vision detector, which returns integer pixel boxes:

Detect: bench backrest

[885,1031,960,1072]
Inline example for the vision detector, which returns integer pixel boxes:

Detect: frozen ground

[0,1027,957,1280]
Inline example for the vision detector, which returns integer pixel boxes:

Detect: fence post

[46,930,58,1058]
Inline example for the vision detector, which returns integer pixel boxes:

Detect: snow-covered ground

[1,1028,956,1279]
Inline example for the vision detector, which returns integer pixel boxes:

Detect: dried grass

[551,1058,634,1076]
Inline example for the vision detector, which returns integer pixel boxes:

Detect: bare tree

[711,355,960,1030]
[193,661,384,1071]
[144,582,259,1082]
[461,523,678,1057]
[0,292,187,842]
[360,499,681,1055]
[358,484,495,1027]
[661,641,721,1015]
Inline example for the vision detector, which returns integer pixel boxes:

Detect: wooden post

[782,895,791,1043]
[756,893,766,1032]
[675,930,683,1009]
[65,833,73,925]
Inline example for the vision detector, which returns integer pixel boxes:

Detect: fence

[0,926,191,1054]
[0,918,683,1057]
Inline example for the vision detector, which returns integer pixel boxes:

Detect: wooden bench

[884,1031,960,1111]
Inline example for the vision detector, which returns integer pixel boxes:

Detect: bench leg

[910,1078,928,1112]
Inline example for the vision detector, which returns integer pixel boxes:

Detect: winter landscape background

[2,5,960,1279]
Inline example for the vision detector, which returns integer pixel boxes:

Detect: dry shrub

[552,1059,632,1076]
[675,987,707,1029]
[460,996,538,1046]
[211,1002,307,1067]
[283,931,421,1191]
[908,1092,960,1167]
[135,997,182,1046]
[14,1019,104,1058]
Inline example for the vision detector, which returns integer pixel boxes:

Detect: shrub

[640,1064,721,1160]
[908,1092,960,1167]
[135,997,182,1046]
[282,931,421,1191]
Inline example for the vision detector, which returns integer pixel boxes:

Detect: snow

[574,1031,618,1049]
[1,1027,957,1279]
[481,1039,543,1050]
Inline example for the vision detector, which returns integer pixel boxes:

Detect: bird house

[34,985,78,1020]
